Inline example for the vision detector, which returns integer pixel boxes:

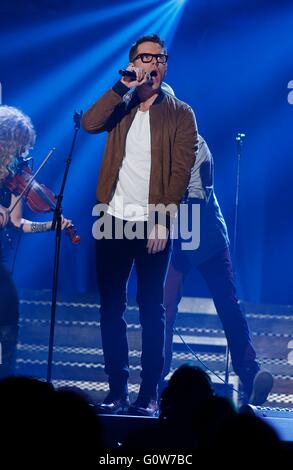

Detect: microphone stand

[232,132,245,264]
[224,132,246,392]
[46,111,83,383]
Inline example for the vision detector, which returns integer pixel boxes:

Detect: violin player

[0,105,72,378]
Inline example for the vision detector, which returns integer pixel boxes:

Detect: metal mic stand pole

[233,132,245,263]
[46,111,83,383]
[224,132,246,389]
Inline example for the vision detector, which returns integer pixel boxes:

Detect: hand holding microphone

[119,66,152,88]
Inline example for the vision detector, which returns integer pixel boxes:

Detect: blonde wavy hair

[0,105,36,183]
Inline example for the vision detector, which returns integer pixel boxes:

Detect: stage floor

[17,290,293,409]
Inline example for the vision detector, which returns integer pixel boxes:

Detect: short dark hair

[129,34,167,62]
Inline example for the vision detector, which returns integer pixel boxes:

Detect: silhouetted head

[160,364,215,420]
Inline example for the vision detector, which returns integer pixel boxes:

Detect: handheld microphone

[118,69,152,80]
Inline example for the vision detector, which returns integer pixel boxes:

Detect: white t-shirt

[108,109,151,221]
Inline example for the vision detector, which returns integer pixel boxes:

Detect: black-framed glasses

[133,53,168,64]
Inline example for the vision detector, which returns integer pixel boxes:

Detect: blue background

[1,0,292,304]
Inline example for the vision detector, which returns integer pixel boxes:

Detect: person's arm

[164,105,198,207]
[82,81,129,134]
[82,66,151,133]
[9,196,72,233]
[187,138,214,204]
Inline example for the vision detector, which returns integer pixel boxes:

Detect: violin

[4,155,80,244]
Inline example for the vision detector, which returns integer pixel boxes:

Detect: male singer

[82,34,198,416]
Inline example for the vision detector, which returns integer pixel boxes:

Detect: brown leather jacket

[82,81,198,213]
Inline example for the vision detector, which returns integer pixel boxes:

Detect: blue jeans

[164,247,257,384]
[96,215,170,397]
